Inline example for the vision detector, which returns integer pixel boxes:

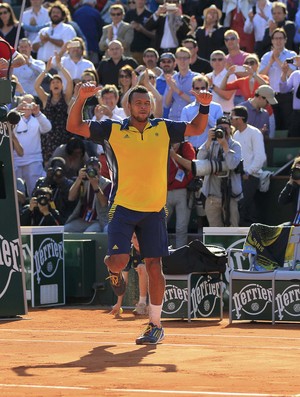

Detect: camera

[191,159,229,177]
[291,167,300,180]
[213,126,226,140]
[235,65,246,73]
[286,58,295,64]
[48,166,64,178]
[37,195,49,206]
[68,41,81,48]
[24,103,34,109]
[85,166,97,178]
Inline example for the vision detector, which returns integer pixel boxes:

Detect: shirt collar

[120,117,159,131]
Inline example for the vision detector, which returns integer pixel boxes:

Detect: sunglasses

[229,116,241,120]
[111,12,122,16]
[0,10,9,15]
[119,74,130,78]
[255,93,268,102]
[225,36,237,41]
[149,75,156,79]
[211,57,224,62]
[16,130,28,134]
[245,60,256,65]
[128,1,135,3]
[193,86,206,90]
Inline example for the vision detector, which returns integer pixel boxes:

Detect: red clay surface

[0,306,299,397]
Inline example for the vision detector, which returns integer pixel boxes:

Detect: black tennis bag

[162,239,227,275]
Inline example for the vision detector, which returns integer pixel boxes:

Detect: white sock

[138,296,147,305]
[149,303,162,327]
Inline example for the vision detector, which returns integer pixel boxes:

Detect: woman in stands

[0,3,25,47]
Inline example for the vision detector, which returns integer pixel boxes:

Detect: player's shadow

[13,344,177,376]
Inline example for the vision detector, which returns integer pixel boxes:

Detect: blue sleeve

[164,119,187,143]
[89,119,113,144]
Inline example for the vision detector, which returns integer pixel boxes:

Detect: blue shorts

[107,204,169,259]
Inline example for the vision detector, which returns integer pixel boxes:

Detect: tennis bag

[162,239,227,275]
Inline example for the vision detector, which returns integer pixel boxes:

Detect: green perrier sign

[0,121,27,317]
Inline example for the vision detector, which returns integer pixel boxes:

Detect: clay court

[0,306,299,397]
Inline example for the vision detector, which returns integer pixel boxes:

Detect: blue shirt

[181,100,223,149]
[259,48,297,92]
[156,73,172,118]
[165,70,200,121]
[279,70,300,110]
[73,5,103,52]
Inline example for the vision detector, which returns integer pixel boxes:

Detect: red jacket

[168,141,195,191]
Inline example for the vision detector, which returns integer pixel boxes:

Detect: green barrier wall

[0,122,27,317]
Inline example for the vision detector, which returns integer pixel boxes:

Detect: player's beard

[131,113,149,123]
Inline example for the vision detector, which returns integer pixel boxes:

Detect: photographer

[193,117,243,227]
[20,187,61,226]
[278,156,300,225]
[33,157,75,224]
[64,157,111,232]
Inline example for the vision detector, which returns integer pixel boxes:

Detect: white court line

[1,338,300,350]
[1,329,300,341]
[0,383,88,390]
[106,389,298,397]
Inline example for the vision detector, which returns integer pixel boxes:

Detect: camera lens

[37,195,49,206]
[53,167,63,177]
[213,126,225,140]
[85,167,97,178]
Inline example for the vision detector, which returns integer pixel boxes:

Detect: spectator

[135,47,162,77]
[72,0,104,66]
[13,94,52,196]
[167,141,196,248]
[22,0,50,46]
[182,37,212,74]
[188,0,223,27]
[118,65,135,106]
[33,157,75,224]
[97,40,138,87]
[239,85,277,139]
[156,52,176,118]
[49,137,89,180]
[13,38,45,98]
[206,50,236,115]
[194,4,228,63]
[99,4,134,57]
[224,29,249,105]
[231,106,267,227]
[165,47,199,121]
[110,232,149,316]
[261,1,296,53]
[259,28,297,130]
[278,156,300,225]
[54,37,95,87]
[0,3,25,47]
[0,36,25,73]
[93,84,126,122]
[64,157,111,232]
[145,0,190,54]
[294,7,300,51]
[196,116,243,227]
[124,0,154,64]
[243,0,272,59]
[32,1,76,63]
[20,186,61,226]
[181,75,223,151]
[34,53,73,164]
[220,53,269,103]
[279,56,300,137]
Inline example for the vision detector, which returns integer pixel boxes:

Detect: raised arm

[66,83,101,138]
[184,90,212,136]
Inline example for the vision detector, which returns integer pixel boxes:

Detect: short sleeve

[164,119,187,144]
[89,119,113,144]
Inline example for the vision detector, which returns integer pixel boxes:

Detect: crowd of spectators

[1,0,300,243]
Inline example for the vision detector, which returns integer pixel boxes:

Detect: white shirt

[13,57,45,96]
[13,113,52,166]
[206,68,236,113]
[52,55,95,88]
[22,6,50,43]
[92,106,126,122]
[233,124,266,176]
[32,22,76,62]
[244,2,272,41]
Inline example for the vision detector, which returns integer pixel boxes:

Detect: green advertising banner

[21,227,65,307]
[0,122,27,317]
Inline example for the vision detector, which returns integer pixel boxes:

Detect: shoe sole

[135,333,165,345]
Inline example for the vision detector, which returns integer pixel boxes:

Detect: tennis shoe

[106,271,126,296]
[135,322,165,345]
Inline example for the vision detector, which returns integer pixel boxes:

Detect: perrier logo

[34,238,63,284]
[0,234,20,299]
[232,283,272,319]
